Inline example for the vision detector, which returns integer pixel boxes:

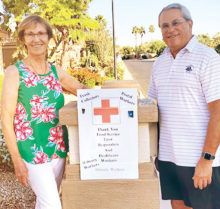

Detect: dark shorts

[158,160,220,209]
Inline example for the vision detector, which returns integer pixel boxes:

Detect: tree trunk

[49,37,63,58]
[135,35,137,48]
[60,40,67,67]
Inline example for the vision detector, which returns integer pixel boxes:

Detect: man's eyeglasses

[160,19,186,30]
[24,32,48,40]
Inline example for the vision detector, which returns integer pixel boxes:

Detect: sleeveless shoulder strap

[14,62,20,68]
[50,65,60,80]
[13,61,24,77]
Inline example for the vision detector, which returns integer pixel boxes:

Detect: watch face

[204,153,212,160]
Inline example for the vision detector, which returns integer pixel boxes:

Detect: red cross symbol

[94,99,119,123]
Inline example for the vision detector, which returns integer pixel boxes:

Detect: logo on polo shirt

[185,65,194,73]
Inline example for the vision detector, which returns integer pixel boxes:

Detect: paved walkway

[123,59,172,209]
[123,60,154,97]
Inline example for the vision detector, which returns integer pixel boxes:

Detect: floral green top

[14,61,68,164]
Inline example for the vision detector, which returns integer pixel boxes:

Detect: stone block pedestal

[59,81,159,209]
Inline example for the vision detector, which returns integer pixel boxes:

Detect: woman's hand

[13,158,29,187]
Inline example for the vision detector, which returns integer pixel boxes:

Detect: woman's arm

[1,65,29,186]
[56,66,88,95]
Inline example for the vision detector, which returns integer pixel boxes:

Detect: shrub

[80,54,99,68]
[146,40,166,56]
[104,62,125,80]
[67,67,105,88]
[156,46,166,56]
[215,44,220,53]
[120,46,133,56]
[142,55,148,59]
[122,55,131,60]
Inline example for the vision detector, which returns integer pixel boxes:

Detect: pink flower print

[14,103,26,124]
[40,107,56,123]
[49,126,66,152]
[20,65,30,71]
[14,118,21,126]
[53,79,63,93]
[43,74,63,93]
[49,126,63,142]
[24,73,40,88]
[43,74,54,89]
[15,121,33,141]
[57,140,66,152]
[31,106,43,119]
[30,95,43,108]
[16,103,26,116]
[33,151,49,164]
[51,153,60,160]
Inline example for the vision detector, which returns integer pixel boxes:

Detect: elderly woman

[1,15,86,209]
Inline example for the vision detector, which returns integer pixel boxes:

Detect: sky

[87,0,220,46]
[1,0,220,47]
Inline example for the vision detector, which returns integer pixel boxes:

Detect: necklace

[24,60,48,75]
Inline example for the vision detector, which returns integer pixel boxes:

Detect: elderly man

[148,3,220,209]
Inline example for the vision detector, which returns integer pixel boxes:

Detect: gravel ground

[0,162,36,209]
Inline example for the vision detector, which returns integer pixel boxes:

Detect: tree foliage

[132,25,139,48]
[215,44,220,53]
[197,34,213,47]
[146,40,166,56]
[132,25,155,48]
[148,25,155,33]
[213,33,220,53]
[139,26,145,45]
[81,15,125,80]
[2,0,99,66]
[197,33,220,53]
[120,46,133,56]
[85,15,113,68]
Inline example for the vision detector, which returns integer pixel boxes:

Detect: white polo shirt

[148,36,220,167]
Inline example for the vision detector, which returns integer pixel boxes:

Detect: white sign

[77,88,138,180]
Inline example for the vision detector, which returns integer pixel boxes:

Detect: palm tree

[132,26,139,48]
[148,25,155,33]
[139,26,145,45]
[148,25,155,42]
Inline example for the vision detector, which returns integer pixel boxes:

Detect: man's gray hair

[159,3,192,21]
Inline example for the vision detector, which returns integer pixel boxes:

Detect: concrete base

[62,162,160,209]
[62,176,159,209]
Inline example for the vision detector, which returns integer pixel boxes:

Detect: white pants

[24,158,65,209]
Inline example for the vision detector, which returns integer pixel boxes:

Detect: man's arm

[193,99,220,190]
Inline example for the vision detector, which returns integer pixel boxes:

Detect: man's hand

[13,158,29,187]
[192,158,212,190]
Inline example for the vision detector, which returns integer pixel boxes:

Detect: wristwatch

[201,152,215,160]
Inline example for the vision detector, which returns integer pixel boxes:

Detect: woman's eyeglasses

[24,32,48,40]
